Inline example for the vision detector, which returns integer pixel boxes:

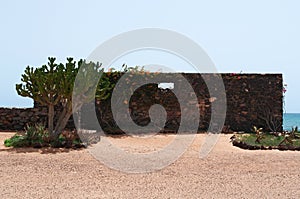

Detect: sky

[0,0,299,112]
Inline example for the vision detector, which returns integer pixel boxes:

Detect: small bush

[4,124,49,148]
[4,134,30,147]
[27,124,50,145]
[4,124,84,148]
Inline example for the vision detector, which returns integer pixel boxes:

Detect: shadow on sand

[0,146,84,154]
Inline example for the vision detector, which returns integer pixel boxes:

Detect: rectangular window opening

[158,83,174,90]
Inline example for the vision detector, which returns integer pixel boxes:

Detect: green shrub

[4,124,48,148]
[25,124,50,145]
[4,124,84,148]
[4,135,30,147]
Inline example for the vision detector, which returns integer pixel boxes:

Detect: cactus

[16,57,108,140]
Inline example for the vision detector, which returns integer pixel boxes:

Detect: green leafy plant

[25,124,44,140]
[4,124,84,148]
[4,134,30,147]
[4,124,48,148]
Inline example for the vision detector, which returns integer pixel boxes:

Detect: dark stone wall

[0,105,74,131]
[0,73,283,133]
[222,74,283,132]
[0,107,47,131]
[96,73,283,134]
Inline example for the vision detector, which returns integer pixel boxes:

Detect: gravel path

[1,132,300,198]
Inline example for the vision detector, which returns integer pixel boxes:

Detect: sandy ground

[1,132,300,199]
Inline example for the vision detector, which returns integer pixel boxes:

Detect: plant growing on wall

[95,65,158,127]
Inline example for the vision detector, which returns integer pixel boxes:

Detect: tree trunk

[48,104,54,136]
[54,111,73,138]
[55,105,67,131]
[53,103,73,139]
[53,102,84,140]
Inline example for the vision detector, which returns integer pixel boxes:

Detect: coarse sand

[1,132,300,198]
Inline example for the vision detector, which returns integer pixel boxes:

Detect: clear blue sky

[0,0,299,112]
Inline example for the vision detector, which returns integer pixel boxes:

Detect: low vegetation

[231,126,300,150]
[4,124,83,148]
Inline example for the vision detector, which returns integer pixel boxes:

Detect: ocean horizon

[283,113,300,130]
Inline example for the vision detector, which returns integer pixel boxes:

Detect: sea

[283,113,300,130]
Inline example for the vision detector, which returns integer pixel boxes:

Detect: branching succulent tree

[16,58,63,136]
[16,57,109,140]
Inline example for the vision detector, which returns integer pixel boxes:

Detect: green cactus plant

[16,57,108,140]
